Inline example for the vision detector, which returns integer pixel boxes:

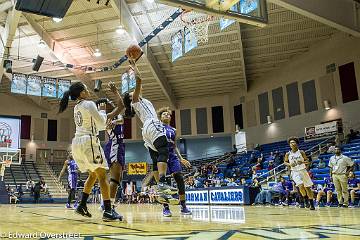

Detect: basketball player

[156,107,192,216]
[58,147,78,209]
[284,137,315,210]
[95,99,125,210]
[122,61,176,195]
[58,81,123,221]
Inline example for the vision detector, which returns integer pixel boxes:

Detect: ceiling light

[93,48,102,57]
[38,40,46,48]
[146,0,155,3]
[324,100,331,110]
[52,17,63,23]
[116,26,126,34]
[267,115,273,125]
[210,135,214,138]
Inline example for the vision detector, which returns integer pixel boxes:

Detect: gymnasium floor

[1,204,359,239]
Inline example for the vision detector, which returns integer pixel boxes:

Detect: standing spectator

[329,146,354,207]
[33,181,41,203]
[9,188,18,204]
[348,171,360,207]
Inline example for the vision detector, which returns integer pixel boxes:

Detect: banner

[185,190,209,204]
[305,121,338,140]
[127,162,147,175]
[209,188,244,204]
[235,131,247,153]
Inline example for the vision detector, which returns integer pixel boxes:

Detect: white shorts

[291,169,313,187]
[72,135,108,173]
[142,119,165,151]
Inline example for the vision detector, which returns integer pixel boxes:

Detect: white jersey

[288,149,306,171]
[74,100,107,137]
[131,98,158,124]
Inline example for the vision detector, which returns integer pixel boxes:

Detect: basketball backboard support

[159,0,268,27]
[0,147,22,166]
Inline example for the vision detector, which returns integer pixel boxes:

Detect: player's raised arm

[107,82,125,120]
[130,60,141,103]
[58,160,68,182]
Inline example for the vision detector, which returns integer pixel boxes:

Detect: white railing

[44,163,66,194]
[257,135,335,184]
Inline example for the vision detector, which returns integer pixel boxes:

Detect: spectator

[240,178,247,186]
[283,179,297,205]
[254,144,262,152]
[266,152,275,162]
[268,161,275,171]
[327,142,336,154]
[249,153,257,164]
[231,144,237,154]
[17,184,24,198]
[317,158,326,169]
[348,171,360,207]
[40,177,48,194]
[346,129,359,143]
[254,177,286,205]
[315,178,335,207]
[255,158,263,171]
[26,178,35,195]
[33,182,41,203]
[227,178,238,187]
[9,188,18,204]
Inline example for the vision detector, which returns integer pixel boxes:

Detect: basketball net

[181,10,214,44]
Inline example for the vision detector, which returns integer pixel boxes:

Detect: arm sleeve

[86,101,107,130]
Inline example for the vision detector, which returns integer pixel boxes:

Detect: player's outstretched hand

[108,82,117,93]
[181,159,192,169]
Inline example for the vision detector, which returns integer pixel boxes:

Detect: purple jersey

[164,124,182,174]
[284,180,293,191]
[348,178,360,188]
[325,178,335,191]
[67,159,78,189]
[104,124,125,167]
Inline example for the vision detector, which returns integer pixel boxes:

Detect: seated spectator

[255,158,263,171]
[254,177,286,205]
[268,161,275,171]
[26,178,35,195]
[283,179,297,205]
[266,152,275,162]
[227,178,238,187]
[9,188,18,204]
[17,184,24,198]
[40,177,48,194]
[317,158,326,169]
[346,129,359,143]
[315,178,335,207]
[327,142,336,154]
[348,171,360,207]
[249,153,257,164]
[231,144,238,154]
[254,144,262,152]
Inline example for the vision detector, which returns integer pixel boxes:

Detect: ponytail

[58,82,86,113]
[58,90,71,113]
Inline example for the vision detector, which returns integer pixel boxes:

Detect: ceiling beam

[110,0,177,108]
[268,0,360,37]
[0,6,21,83]
[22,13,105,100]
[235,23,247,92]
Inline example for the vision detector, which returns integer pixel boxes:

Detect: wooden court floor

[0,204,359,239]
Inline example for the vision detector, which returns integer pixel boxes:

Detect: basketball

[126,44,143,60]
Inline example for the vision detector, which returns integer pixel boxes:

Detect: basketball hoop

[181,10,214,44]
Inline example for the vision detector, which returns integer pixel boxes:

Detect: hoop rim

[180,10,215,25]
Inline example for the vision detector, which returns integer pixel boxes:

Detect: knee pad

[173,172,185,195]
[110,178,120,186]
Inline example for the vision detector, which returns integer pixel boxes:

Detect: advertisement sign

[127,162,147,175]
[305,121,338,140]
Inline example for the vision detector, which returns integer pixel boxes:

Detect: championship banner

[305,121,338,140]
[127,162,147,175]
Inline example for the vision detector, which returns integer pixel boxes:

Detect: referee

[329,146,354,207]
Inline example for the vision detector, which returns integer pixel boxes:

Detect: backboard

[159,0,268,27]
[0,147,22,166]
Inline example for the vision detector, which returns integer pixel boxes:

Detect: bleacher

[3,161,53,203]
[310,136,360,183]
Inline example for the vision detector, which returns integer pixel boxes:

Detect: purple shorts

[104,141,125,167]
[167,154,182,175]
